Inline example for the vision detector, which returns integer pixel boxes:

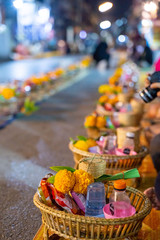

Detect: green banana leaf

[95,168,140,182]
[50,166,75,172]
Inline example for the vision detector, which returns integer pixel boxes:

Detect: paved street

[0,55,113,240]
[0,55,84,83]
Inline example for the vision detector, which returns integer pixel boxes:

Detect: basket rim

[69,142,148,160]
[33,184,151,225]
[96,104,139,116]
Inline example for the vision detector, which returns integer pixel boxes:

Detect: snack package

[71,191,86,213]
[38,177,53,206]
[37,174,63,210]
[54,188,82,215]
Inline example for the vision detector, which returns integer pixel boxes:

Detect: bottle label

[123,148,130,155]
[109,203,114,215]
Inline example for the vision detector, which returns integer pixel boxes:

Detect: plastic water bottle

[85,182,106,217]
[109,180,132,218]
[104,135,117,154]
[122,132,135,155]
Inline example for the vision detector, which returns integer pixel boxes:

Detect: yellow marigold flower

[81,57,92,67]
[1,88,15,100]
[98,84,111,94]
[73,169,94,194]
[96,116,106,128]
[109,76,118,85]
[114,68,123,77]
[86,139,97,148]
[84,115,96,127]
[98,95,108,104]
[108,96,118,105]
[30,76,42,85]
[68,64,76,71]
[40,75,50,82]
[115,86,122,93]
[54,170,75,194]
[54,68,64,77]
[74,140,89,151]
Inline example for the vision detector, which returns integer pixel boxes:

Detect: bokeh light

[98,2,113,12]
[100,20,111,29]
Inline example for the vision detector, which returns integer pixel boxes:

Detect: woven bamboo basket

[79,158,107,178]
[33,183,152,240]
[86,127,116,139]
[69,142,148,171]
[118,92,134,103]
[117,127,141,152]
[130,99,144,116]
[96,104,141,127]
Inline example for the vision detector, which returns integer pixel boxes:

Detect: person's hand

[145,73,151,87]
[151,82,160,97]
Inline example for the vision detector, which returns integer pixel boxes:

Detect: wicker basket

[33,183,152,240]
[130,99,144,115]
[79,157,106,178]
[86,127,116,139]
[118,92,134,103]
[69,142,148,172]
[96,104,141,127]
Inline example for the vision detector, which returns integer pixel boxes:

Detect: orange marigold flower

[98,95,108,104]
[74,140,89,151]
[86,139,97,148]
[54,170,75,194]
[73,169,94,194]
[1,88,15,100]
[96,116,106,128]
[84,115,96,128]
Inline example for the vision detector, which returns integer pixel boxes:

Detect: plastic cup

[85,182,106,217]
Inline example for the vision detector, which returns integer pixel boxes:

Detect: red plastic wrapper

[37,174,56,206]
[54,188,84,215]
[39,177,53,206]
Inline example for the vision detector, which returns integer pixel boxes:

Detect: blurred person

[144,74,160,209]
[131,37,153,67]
[93,41,110,68]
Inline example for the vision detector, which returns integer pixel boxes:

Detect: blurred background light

[144,1,157,12]
[58,40,66,48]
[141,19,153,27]
[13,0,23,9]
[117,34,128,43]
[100,20,111,29]
[0,24,7,33]
[115,19,123,27]
[44,23,52,33]
[118,35,125,43]
[79,30,87,39]
[142,11,151,19]
[37,8,50,24]
[98,2,113,12]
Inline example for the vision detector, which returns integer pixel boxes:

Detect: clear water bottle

[122,132,135,155]
[104,135,117,154]
[85,182,106,217]
[109,180,132,218]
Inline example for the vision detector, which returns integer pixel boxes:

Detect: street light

[98,2,113,13]
[13,0,23,9]
[100,20,111,29]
